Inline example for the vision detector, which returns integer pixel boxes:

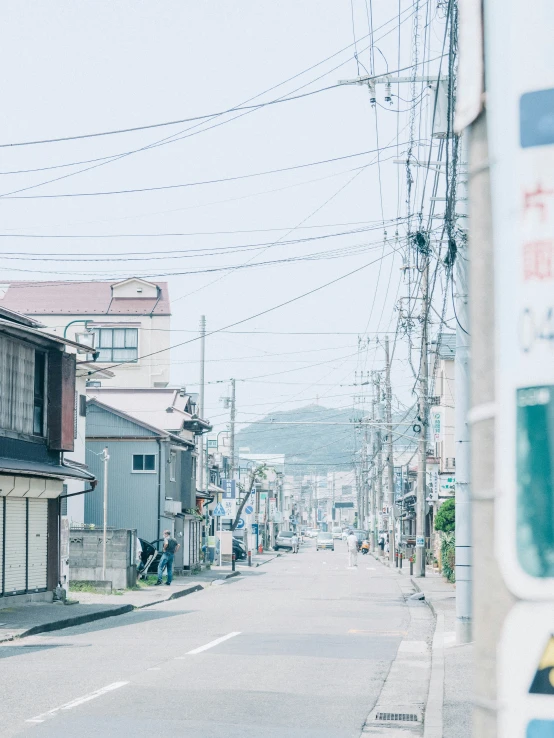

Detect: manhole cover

[375,712,419,722]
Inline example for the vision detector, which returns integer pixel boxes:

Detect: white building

[429,333,456,493]
[0,278,171,389]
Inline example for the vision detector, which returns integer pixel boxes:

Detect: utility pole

[455,134,472,643]
[198,315,206,491]
[101,447,109,581]
[384,336,396,565]
[370,377,377,551]
[415,254,430,577]
[332,471,335,527]
[229,378,236,480]
[375,373,383,549]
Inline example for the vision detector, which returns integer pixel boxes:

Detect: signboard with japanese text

[221,480,236,499]
[488,0,554,599]
[222,498,236,519]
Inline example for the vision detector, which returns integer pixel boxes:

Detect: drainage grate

[375,713,419,722]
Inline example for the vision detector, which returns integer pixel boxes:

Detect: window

[132,454,156,473]
[169,452,176,482]
[92,328,138,363]
[33,351,46,436]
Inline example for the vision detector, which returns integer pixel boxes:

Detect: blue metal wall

[85,403,195,543]
[85,404,162,542]
[85,438,161,543]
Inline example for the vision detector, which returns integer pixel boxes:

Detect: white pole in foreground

[101,447,110,580]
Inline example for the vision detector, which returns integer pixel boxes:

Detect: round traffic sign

[244,505,253,515]
[236,518,245,529]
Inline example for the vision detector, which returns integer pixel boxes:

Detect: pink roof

[0,280,170,316]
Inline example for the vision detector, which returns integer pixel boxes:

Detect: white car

[332,526,342,539]
[275,531,299,552]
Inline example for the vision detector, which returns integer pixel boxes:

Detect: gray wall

[86,438,161,542]
[69,528,136,590]
[85,403,195,544]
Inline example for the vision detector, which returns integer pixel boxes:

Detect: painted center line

[26,681,128,723]
[179,631,241,656]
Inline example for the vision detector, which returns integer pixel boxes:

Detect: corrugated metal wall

[86,438,161,543]
[85,403,195,544]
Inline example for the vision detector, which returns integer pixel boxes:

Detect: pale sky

[0,2,450,440]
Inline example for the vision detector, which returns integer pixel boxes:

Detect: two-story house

[0,277,171,388]
[85,388,211,572]
[0,306,95,602]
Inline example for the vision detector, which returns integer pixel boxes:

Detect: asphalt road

[2,540,411,738]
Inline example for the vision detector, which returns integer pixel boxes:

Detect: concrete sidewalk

[0,569,241,644]
[210,550,281,572]
[410,568,472,738]
[371,552,473,738]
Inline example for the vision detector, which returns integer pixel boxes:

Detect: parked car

[305,528,318,538]
[275,530,299,552]
[316,531,334,551]
[233,536,247,560]
[331,526,342,539]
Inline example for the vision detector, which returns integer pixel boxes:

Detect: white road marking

[184,631,241,655]
[26,681,128,723]
[147,667,161,671]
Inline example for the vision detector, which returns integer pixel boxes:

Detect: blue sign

[245,505,253,515]
[213,503,226,517]
[527,720,554,738]
[221,480,236,499]
[520,89,554,148]
[251,523,258,535]
[236,518,245,530]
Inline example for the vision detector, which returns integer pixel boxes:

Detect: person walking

[346,530,359,569]
[155,530,180,586]
[378,535,385,554]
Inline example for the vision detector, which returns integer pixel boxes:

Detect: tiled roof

[0,280,170,315]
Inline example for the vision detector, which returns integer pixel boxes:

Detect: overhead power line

[87,248,397,376]
[0,143,417,200]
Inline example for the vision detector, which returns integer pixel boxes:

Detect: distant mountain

[235,403,418,477]
[235,404,361,476]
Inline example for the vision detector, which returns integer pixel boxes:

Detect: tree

[434,498,455,532]
[231,464,267,531]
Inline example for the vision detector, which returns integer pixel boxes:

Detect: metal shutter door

[4,498,27,594]
[27,500,48,591]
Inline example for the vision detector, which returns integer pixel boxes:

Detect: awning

[0,457,96,482]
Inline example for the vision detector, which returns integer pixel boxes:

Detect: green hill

[236,403,418,477]
[236,404,361,475]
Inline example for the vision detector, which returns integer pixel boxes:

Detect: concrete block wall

[69,528,137,590]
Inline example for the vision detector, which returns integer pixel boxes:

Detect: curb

[0,572,243,643]
[410,578,437,618]
[0,604,135,643]
[424,611,445,738]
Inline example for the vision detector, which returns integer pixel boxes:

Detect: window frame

[92,327,139,364]
[169,452,176,482]
[33,350,46,437]
[132,453,157,474]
